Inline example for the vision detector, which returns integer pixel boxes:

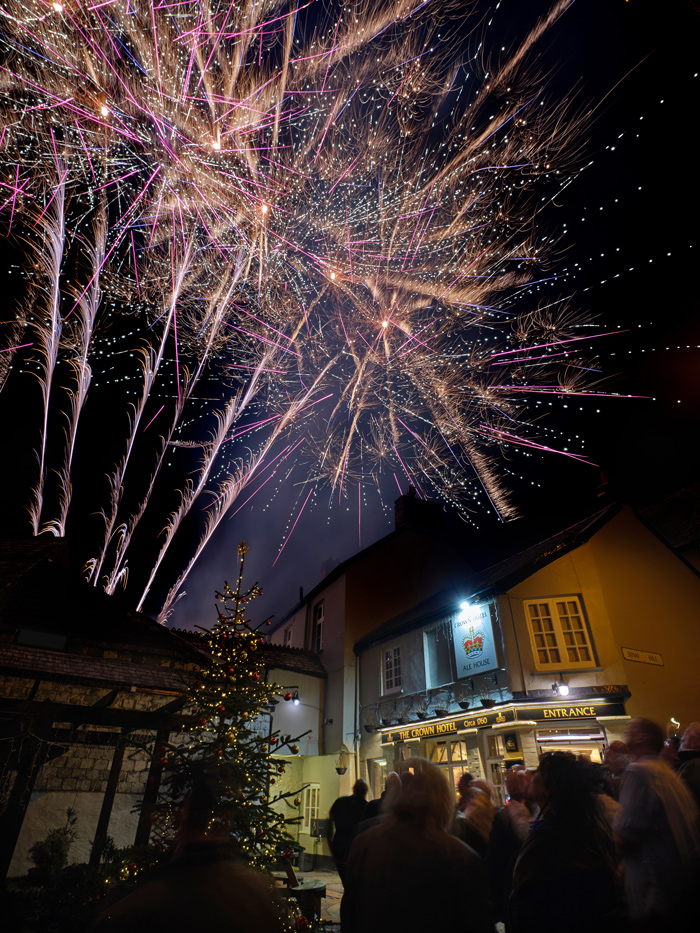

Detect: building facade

[356,504,700,802]
[0,540,327,878]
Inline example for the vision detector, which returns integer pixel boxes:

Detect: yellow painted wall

[505,506,700,731]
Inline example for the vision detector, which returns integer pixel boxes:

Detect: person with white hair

[614,717,700,928]
[340,759,492,933]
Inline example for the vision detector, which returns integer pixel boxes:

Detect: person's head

[470,777,495,802]
[382,771,402,810]
[680,722,700,752]
[660,737,680,768]
[624,718,665,760]
[390,758,454,831]
[385,771,401,792]
[603,740,630,776]
[505,765,528,802]
[531,752,596,820]
[352,779,368,798]
[457,771,473,799]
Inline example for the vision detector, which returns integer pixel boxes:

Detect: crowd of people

[331,717,700,933]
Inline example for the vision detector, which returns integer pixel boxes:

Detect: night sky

[170,1,700,631]
[1,1,698,631]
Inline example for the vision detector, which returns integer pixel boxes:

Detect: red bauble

[283,692,292,701]
[251,672,260,681]
[270,736,278,744]
[217,705,226,713]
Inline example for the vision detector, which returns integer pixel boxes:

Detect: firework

[0,0,608,618]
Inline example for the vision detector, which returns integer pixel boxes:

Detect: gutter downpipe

[507,595,527,697]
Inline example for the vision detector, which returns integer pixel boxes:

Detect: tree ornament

[290,745,299,754]
[154,543,305,873]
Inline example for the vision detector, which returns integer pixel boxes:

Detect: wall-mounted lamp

[292,690,300,705]
[552,674,569,697]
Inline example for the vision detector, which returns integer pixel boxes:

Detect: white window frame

[312,602,324,652]
[524,596,595,670]
[383,645,402,694]
[301,783,320,834]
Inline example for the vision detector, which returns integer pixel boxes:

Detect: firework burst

[0,0,610,618]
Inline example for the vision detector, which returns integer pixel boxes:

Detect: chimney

[394,486,443,531]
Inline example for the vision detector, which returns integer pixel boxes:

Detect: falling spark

[0,0,610,617]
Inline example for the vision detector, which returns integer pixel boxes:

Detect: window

[383,646,402,693]
[525,597,594,668]
[301,783,320,834]
[424,627,453,687]
[312,602,324,652]
[284,626,293,647]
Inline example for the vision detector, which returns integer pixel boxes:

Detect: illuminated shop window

[525,597,595,668]
[301,783,320,834]
[383,646,402,693]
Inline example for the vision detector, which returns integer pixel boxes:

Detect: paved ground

[276,867,343,930]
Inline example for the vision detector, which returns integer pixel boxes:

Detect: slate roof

[354,504,622,652]
[259,643,326,679]
[0,539,201,659]
[0,539,206,696]
[0,643,188,692]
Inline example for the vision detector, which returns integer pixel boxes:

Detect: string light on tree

[156,542,308,872]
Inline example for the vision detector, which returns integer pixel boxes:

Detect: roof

[354,504,622,652]
[270,520,476,632]
[0,537,70,584]
[260,644,326,679]
[0,643,188,692]
[171,630,326,679]
[463,503,622,599]
[0,540,201,660]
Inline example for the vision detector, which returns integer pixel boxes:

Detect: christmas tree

[158,541,307,871]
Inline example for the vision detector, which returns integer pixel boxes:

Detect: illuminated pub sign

[379,700,627,745]
[452,601,499,677]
